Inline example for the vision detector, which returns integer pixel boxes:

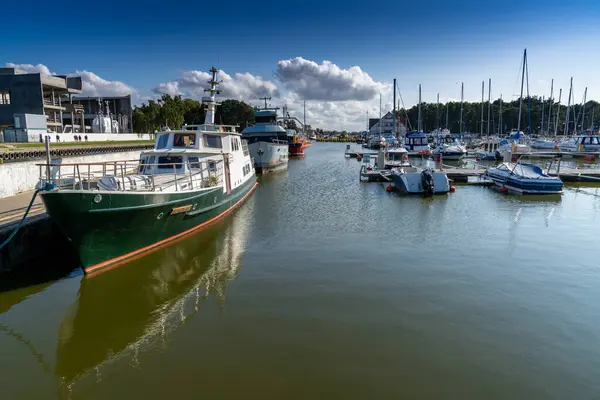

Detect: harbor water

[2,143,600,399]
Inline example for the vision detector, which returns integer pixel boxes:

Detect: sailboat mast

[480,81,484,136]
[590,105,596,134]
[541,96,545,136]
[547,79,554,136]
[436,93,439,132]
[580,87,587,134]
[526,52,531,136]
[379,93,382,137]
[445,102,449,130]
[459,82,463,134]
[517,49,526,133]
[564,77,572,136]
[393,79,397,138]
[499,94,503,135]
[554,88,562,137]
[417,84,422,132]
[303,100,306,135]
[487,79,491,136]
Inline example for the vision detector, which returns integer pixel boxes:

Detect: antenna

[259,97,271,109]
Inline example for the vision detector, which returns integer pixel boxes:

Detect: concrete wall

[27,132,154,143]
[0,73,44,126]
[0,150,143,198]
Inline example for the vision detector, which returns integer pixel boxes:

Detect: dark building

[63,95,133,133]
[0,67,83,132]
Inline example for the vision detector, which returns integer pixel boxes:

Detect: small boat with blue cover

[485,162,563,194]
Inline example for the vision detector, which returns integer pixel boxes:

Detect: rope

[0,183,55,251]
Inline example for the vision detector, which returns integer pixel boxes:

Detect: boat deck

[443,168,600,183]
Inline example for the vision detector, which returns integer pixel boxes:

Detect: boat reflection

[55,203,252,391]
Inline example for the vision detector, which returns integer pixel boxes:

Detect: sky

[2,0,600,131]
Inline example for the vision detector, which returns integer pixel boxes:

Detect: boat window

[138,158,145,174]
[156,134,169,149]
[208,160,217,171]
[255,115,274,124]
[157,156,183,170]
[188,156,201,169]
[174,133,196,148]
[203,134,223,148]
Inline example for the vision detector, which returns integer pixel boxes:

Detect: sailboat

[404,84,431,153]
[38,67,258,274]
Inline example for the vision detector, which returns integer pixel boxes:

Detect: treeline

[132,95,256,133]
[399,97,600,135]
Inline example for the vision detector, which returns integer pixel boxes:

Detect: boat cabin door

[223,153,232,194]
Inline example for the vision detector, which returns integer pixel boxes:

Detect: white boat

[485,162,563,194]
[241,106,289,173]
[531,138,558,150]
[558,136,600,152]
[433,137,466,161]
[390,166,450,196]
[384,147,411,169]
[476,139,500,160]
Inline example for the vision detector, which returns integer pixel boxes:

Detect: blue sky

[2,0,600,129]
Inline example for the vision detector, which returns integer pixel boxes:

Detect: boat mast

[379,93,382,137]
[204,67,222,125]
[445,102,449,130]
[526,52,531,136]
[487,79,491,136]
[303,100,306,135]
[393,79,397,138]
[591,105,596,134]
[564,77,572,136]
[418,84,422,132]
[499,94,503,135]
[436,93,439,133]
[554,88,562,137]
[517,49,526,133]
[459,82,464,134]
[547,79,554,136]
[480,81,484,136]
[580,87,587,134]
[541,96,545,136]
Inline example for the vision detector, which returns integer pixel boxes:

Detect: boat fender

[385,184,394,192]
[421,169,435,197]
[449,185,456,193]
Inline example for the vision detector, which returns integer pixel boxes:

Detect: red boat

[288,133,309,156]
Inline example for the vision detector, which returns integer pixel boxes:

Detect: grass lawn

[0,140,155,149]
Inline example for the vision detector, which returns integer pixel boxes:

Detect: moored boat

[485,162,563,194]
[384,147,410,169]
[241,103,289,173]
[390,166,450,197]
[38,67,258,274]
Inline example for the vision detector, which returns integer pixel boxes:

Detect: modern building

[63,95,133,133]
[0,67,83,134]
[369,112,408,137]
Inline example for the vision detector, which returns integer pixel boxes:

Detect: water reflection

[55,203,252,394]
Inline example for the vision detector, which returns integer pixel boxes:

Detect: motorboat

[558,136,600,152]
[485,162,563,194]
[384,147,411,169]
[433,137,466,161]
[475,139,500,160]
[531,138,558,150]
[241,108,289,173]
[390,166,450,197]
[404,131,431,153]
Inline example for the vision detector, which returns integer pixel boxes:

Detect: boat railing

[180,124,238,133]
[36,159,224,193]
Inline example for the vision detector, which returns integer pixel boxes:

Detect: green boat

[38,67,257,275]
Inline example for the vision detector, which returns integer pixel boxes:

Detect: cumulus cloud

[276,57,387,102]
[153,69,279,100]
[5,62,54,75]
[76,70,136,97]
[4,63,136,97]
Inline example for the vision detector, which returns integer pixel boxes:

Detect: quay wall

[0,150,143,198]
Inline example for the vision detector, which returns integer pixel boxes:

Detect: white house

[368,112,408,137]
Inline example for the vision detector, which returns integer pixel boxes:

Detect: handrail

[35,159,224,168]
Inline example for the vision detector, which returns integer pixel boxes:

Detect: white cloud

[276,57,387,101]
[153,69,279,100]
[76,70,135,97]
[5,63,54,75]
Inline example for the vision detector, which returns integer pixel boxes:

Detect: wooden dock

[442,168,600,183]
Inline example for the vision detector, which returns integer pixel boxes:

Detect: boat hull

[40,177,258,274]
[486,169,563,194]
[248,141,288,173]
[391,170,450,194]
[289,142,306,156]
